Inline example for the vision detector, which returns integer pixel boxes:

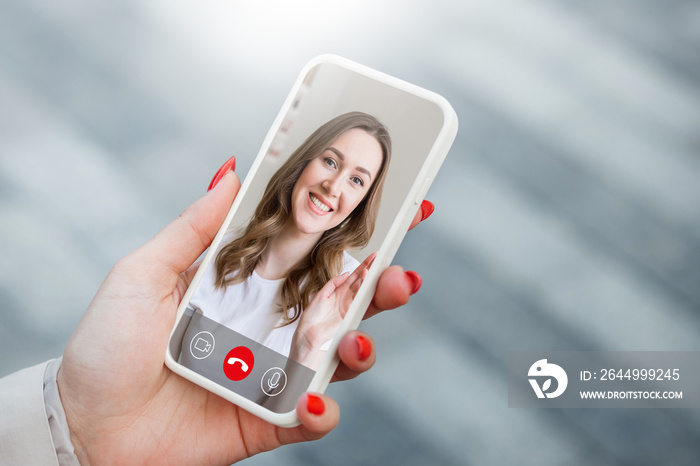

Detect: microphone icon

[268,372,281,391]
[262,368,287,396]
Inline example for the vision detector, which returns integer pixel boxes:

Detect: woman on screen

[189,112,391,369]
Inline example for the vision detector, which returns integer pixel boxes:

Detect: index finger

[364,265,418,319]
[408,200,434,231]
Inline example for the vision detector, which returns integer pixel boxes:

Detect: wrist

[290,328,319,364]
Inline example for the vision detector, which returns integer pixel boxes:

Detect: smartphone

[165,55,458,427]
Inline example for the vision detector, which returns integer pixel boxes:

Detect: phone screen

[167,60,452,415]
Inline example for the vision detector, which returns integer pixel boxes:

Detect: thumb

[134,171,241,275]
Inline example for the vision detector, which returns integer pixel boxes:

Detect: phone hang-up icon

[227,357,249,373]
[223,346,255,381]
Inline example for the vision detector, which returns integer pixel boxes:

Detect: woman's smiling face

[290,127,384,237]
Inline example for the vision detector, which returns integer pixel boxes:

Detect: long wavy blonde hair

[214,112,392,326]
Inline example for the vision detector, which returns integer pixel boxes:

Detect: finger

[134,171,241,276]
[345,252,375,286]
[319,272,349,299]
[357,252,377,269]
[346,267,368,301]
[348,252,376,279]
[274,393,340,446]
[349,268,366,296]
[364,266,422,319]
[208,156,236,191]
[284,393,340,442]
[408,200,434,231]
[335,253,373,295]
[337,269,367,319]
[362,251,378,269]
[331,331,375,382]
[340,269,361,294]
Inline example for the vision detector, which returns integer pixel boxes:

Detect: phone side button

[414,177,432,205]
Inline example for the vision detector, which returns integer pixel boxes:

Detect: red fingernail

[356,335,372,361]
[307,394,325,415]
[420,200,435,221]
[207,156,236,191]
[405,271,422,294]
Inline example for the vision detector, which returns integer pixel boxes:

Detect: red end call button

[223,346,255,381]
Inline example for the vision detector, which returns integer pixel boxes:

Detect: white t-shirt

[189,250,360,357]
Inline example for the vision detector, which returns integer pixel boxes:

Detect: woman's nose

[322,175,342,197]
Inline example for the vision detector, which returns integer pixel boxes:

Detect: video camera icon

[189,331,215,360]
[195,338,211,353]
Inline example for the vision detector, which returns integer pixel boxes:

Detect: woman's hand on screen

[290,253,375,368]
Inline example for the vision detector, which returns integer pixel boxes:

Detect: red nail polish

[420,200,435,221]
[405,270,422,294]
[307,394,325,415]
[208,156,236,191]
[356,335,372,361]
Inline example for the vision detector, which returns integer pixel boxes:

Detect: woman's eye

[323,157,336,169]
[351,176,364,187]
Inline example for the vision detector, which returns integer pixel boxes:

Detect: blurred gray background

[1,0,699,465]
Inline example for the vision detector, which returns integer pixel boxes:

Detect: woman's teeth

[310,194,331,212]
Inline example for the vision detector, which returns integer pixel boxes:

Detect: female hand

[289,253,376,369]
[57,159,433,465]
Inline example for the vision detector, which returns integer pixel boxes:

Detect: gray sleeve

[43,357,81,466]
[0,360,60,465]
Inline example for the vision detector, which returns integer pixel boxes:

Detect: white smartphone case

[165,55,458,427]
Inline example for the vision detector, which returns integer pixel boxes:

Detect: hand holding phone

[55,162,436,465]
